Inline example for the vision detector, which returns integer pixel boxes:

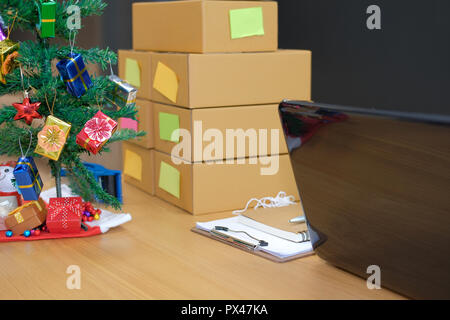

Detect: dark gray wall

[17,0,448,115]
[278,0,449,116]
[102,0,449,115]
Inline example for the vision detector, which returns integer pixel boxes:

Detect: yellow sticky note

[153,61,179,103]
[125,58,141,88]
[229,7,265,39]
[124,149,142,181]
[159,161,180,199]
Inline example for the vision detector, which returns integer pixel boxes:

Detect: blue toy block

[61,162,123,204]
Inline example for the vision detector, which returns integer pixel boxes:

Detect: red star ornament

[13,98,43,125]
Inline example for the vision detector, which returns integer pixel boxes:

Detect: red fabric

[0,225,101,242]
[47,197,83,234]
[0,191,23,207]
[76,111,117,154]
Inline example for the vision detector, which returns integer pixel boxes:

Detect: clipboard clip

[213,226,269,247]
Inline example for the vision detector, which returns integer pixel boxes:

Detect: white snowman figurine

[0,161,22,231]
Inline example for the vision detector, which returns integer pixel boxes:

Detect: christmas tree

[0,0,144,209]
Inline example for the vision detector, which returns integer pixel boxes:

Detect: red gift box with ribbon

[76,111,118,155]
[46,197,83,234]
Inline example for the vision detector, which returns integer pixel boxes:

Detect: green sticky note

[229,7,265,39]
[159,112,180,143]
[125,58,141,88]
[159,161,180,199]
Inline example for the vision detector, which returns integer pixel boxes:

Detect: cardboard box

[5,199,47,235]
[118,50,152,100]
[154,150,300,215]
[132,0,278,53]
[150,50,311,108]
[122,142,155,196]
[119,98,154,149]
[153,102,288,162]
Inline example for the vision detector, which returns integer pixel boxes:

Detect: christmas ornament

[66,5,81,31]
[12,93,42,125]
[2,50,18,75]
[36,0,56,38]
[0,39,20,84]
[0,161,23,231]
[106,75,137,110]
[5,230,13,237]
[76,111,118,155]
[35,115,71,161]
[14,131,43,201]
[23,230,31,237]
[56,53,93,98]
[14,157,43,201]
[0,15,7,42]
[81,202,103,221]
[47,197,83,234]
[5,199,47,236]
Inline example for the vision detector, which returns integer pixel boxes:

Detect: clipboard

[191,227,315,263]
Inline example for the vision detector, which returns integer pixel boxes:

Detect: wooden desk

[0,177,405,300]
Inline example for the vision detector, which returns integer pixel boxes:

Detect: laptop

[280,100,450,299]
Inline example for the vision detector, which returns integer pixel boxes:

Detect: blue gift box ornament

[13,157,44,201]
[56,53,93,98]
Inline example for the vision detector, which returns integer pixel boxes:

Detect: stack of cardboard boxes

[119,0,311,215]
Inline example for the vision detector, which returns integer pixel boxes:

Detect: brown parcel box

[118,50,152,100]
[154,102,288,162]
[132,1,278,53]
[154,150,300,215]
[122,142,155,196]
[151,50,311,108]
[5,199,47,235]
[119,98,154,149]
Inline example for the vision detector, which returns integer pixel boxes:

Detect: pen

[289,216,306,224]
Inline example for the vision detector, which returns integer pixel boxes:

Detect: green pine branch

[1,0,107,40]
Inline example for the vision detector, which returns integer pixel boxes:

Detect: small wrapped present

[35,115,71,161]
[76,111,118,155]
[38,0,56,38]
[0,39,20,84]
[0,192,22,231]
[106,75,137,110]
[56,53,93,98]
[13,157,44,201]
[47,197,83,234]
[5,198,47,235]
[0,161,22,229]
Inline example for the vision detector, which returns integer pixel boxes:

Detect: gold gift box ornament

[35,115,72,161]
[0,39,20,84]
